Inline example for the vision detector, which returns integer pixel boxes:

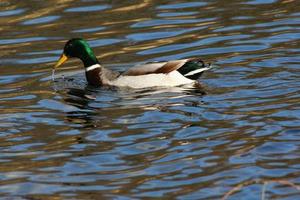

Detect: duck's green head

[54,38,98,69]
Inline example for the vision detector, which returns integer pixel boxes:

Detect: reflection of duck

[54,38,213,88]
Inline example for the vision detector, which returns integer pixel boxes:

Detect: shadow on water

[57,78,208,129]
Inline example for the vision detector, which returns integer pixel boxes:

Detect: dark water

[1,0,300,199]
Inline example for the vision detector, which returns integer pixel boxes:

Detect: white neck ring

[86,64,101,72]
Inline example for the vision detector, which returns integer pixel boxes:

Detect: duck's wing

[122,59,189,76]
[122,58,212,80]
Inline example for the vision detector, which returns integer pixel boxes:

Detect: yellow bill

[54,54,68,69]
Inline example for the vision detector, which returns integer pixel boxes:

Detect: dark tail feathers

[177,59,212,80]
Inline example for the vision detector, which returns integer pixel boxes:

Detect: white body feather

[109,71,195,88]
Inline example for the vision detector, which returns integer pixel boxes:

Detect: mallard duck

[54,38,212,88]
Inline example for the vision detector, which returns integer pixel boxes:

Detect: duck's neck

[82,58,103,87]
[80,50,99,68]
[85,64,103,86]
[79,51,104,86]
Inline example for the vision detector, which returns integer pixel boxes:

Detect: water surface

[1,0,300,199]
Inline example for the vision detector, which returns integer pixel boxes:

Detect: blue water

[0,0,300,199]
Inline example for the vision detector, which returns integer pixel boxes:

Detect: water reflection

[0,0,300,199]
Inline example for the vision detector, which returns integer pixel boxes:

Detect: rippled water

[1,0,300,199]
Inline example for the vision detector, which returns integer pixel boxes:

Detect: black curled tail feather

[177,58,211,80]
